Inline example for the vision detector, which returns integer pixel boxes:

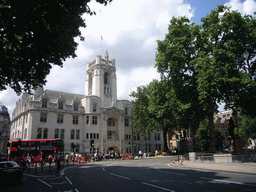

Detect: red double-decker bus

[8,139,64,163]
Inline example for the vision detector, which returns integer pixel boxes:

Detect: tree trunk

[207,104,215,153]
[163,125,168,152]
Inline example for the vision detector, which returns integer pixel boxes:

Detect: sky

[1,0,256,117]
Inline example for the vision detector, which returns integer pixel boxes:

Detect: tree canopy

[155,5,256,152]
[0,0,112,94]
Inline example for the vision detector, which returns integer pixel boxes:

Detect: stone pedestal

[228,135,243,154]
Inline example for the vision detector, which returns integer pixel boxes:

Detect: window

[75,145,80,153]
[37,128,42,139]
[86,116,89,124]
[104,73,108,84]
[43,128,48,139]
[40,113,47,122]
[74,103,78,111]
[107,131,112,139]
[125,108,128,115]
[133,132,136,141]
[97,133,99,139]
[137,134,140,141]
[57,114,63,124]
[55,129,59,139]
[125,118,129,126]
[60,129,65,139]
[76,130,80,140]
[93,104,96,112]
[58,101,63,110]
[24,128,27,139]
[71,130,75,139]
[42,100,47,108]
[90,133,92,139]
[86,133,89,139]
[73,115,78,124]
[107,118,115,126]
[92,116,97,125]
[158,133,160,140]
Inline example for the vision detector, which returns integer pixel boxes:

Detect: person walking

[139,150,143,159]
[155,150,158,158]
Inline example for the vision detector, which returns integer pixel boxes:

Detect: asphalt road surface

[1,157,256,192]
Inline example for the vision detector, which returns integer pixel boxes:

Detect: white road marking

[110,173,131,180]
[201,177,243,185]
[201,177,256,187]
[51,182,66,185]
[65,176,73,185]
[38,178,53,188]
[102,167,106,171]
[141,182,175,192]
[75,188,79,192]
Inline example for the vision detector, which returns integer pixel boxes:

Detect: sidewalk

[169,160,256,175]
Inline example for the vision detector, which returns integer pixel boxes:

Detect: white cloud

[0,88,20,117]
[225,0,256,15]
[117,66,160,101]
[1,0,195,116]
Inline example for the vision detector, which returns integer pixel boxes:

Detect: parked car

[0,161,23,185]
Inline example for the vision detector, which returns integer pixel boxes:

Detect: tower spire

[104,49,109,61]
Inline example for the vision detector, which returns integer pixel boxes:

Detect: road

[1,157,256,192]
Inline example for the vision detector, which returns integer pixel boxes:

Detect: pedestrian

[56,153,61,171]
[155,150,158,158]
[65,154,69,164]
[139,150,143,159]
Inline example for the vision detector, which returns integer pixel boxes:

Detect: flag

[101,36,103,41]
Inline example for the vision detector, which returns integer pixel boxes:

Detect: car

[0,161,23,185]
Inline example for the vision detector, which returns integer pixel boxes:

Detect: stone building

[10,51,163,154]
[0,103,11,153]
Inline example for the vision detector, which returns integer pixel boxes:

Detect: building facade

[10,51,163,154]
[0,103,11,154]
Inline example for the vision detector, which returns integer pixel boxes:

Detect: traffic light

[17,139,21,148]
[6,142,10,150]
[90,140,94,147]
[176,135,179,142]
[128,142,131,147]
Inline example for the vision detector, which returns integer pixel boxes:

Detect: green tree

[195,119,222,151]
[156,5,256,152]
[131,80,182,152]
[130,85,152,137]
[238,115,256,144]
[0,0,112,94]
[147,80,181,152]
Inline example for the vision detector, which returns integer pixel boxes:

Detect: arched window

[107,118,115,126]
[104,73,108,84]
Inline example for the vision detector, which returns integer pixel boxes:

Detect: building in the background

[10,51,163,155]
[0,103,11,153]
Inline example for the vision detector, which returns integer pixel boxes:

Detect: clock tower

[85,50,117,107]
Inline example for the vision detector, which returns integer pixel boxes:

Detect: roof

[34,90,86,105]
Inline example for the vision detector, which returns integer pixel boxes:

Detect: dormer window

[74,103,78,111]
[93,104,96,112]
[58,101,64,110]
[42,99,47,108]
